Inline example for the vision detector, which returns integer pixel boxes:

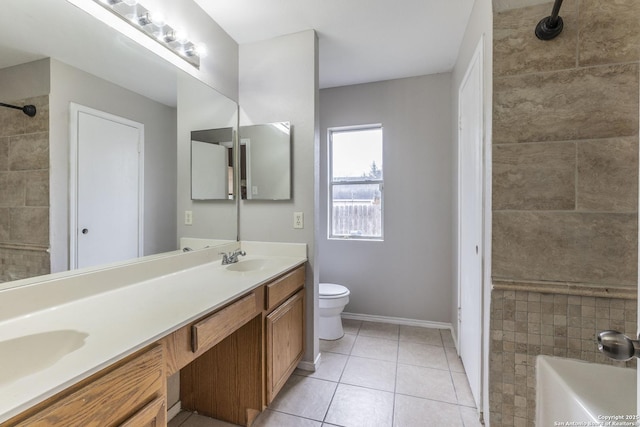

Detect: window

[328,125,383,240]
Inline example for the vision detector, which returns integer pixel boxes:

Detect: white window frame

[328,124,384,241]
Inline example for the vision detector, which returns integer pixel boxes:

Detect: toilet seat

[320,283,350,299]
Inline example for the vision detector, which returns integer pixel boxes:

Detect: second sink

[225,259,268,272]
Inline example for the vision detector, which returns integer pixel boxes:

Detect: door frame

[69,103,145,269]
[456,35,486,413]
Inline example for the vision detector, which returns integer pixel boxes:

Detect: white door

[70,104,144,269]
[457,38,484,409]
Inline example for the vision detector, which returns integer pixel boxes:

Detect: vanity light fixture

[95,0,205,68]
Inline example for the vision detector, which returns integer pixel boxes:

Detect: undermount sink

[0,330,88,385]
[225,259,269,272]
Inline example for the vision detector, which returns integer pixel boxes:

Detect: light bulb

[173,29,188,44]
[194,43,207,58]
[149,12,165,26]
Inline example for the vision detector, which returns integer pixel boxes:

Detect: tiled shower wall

[491,1,640,426]
[0,95,50,282]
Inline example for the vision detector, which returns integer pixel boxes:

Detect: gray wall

[176,73,238,242]
[239,30,319,364]
[450,0,493,421]
[319,74,453,323]
[49,59,177,272]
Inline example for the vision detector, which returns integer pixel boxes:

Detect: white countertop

[0,241,307,423]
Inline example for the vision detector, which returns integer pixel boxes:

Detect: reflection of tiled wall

[491,0,640,426]
[0,95,50,282]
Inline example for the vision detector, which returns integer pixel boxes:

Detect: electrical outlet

[293,212,304,229]
[184,210,193,226]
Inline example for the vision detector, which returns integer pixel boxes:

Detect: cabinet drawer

[192,292,258,352]
[13,345,164,427]
[266,266,305,311]
[118,396,166,427]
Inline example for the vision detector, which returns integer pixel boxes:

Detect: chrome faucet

[220,249,246,265]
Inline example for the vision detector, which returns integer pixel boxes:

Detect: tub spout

[597,330,640,361]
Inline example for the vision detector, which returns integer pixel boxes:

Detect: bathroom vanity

[0,242,307,427]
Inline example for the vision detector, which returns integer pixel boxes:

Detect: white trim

[297,352,321,372]
[69,103,145,269]
[167,401,182,421]
[342,312,452,331]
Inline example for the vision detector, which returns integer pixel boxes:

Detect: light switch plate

[293,212,304,229]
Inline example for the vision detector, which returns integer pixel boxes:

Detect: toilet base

[319,314,344,340]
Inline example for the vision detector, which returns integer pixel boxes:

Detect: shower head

[22,105,37,117]
[0,102,37,117]
[535,0,565,40]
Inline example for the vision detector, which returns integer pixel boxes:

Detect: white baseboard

[297,352,321,372]
[167,401,182,421]
[341,312,453,331]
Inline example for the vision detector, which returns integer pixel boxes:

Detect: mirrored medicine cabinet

[190,121,292,201]
[239,122,291,200]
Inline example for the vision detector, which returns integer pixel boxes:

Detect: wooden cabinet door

[266,289,305,404]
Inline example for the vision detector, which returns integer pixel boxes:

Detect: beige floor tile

[399,325,443,346]
[320,333,356,355]
[253,409,322,427]
[340,355,396,392]
[351,335,399,362]
[177,413,237,427]
[445,346,466,373]
[394,394,463,427]
[295,352,348,382]
[459,406,483,427]
[325,384,394,427]
[358,321,399,340]
[396,364,457,404]
[440,329,456,348]
[398,341,448,370]
[168,411,192,427]
[269,375,337,421]
[342,318,362,335]
[452,371,476,407]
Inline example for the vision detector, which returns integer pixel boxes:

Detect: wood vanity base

[181,315,263,426]
[1,264,305,427]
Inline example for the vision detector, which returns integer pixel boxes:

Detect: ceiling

[194,0,476,89]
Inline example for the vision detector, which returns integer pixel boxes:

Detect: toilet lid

[320,283,349,297]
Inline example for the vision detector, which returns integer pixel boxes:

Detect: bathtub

[536,356,636,426]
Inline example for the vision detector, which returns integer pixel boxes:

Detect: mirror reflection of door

[190,128,234,200]
[70,104,144,269]
[239,122,291,200]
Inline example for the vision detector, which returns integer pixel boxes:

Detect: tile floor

[169,320,483,427]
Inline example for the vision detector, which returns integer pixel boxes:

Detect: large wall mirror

[0,0,238,289]
[240,122,291,200]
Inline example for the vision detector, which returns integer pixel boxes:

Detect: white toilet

[319,283,350,340]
